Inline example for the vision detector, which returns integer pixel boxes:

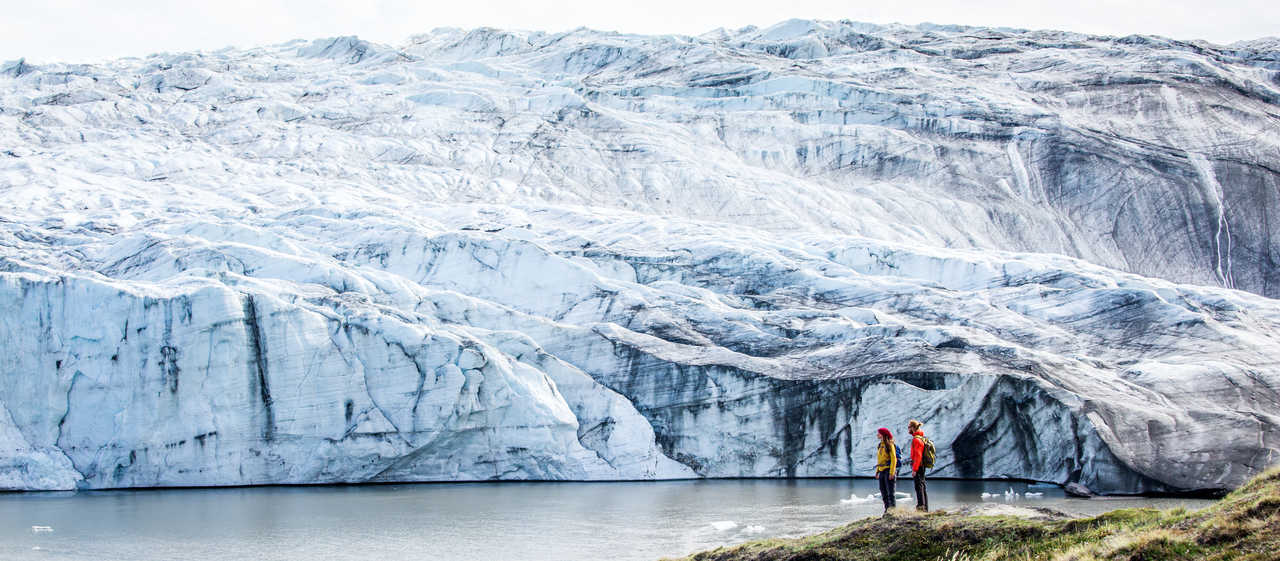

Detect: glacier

[1,20,1278,494]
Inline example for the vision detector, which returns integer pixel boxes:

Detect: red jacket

[910,430,925,472]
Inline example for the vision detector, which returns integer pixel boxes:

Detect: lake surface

[2,479,1214,561]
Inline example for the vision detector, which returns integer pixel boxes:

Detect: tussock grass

[668,466,1280,561]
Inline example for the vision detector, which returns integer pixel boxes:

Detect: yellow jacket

[876,440,897,474]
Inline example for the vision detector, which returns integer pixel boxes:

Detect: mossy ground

[670,467,1280,561]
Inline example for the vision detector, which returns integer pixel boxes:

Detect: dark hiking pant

[914,471,928,511]
[877,470,896,511]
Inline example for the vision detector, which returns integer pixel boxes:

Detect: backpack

[917,434,936,470]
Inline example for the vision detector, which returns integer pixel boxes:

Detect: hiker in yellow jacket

[875,427,897,514]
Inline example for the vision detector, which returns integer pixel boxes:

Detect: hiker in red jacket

[908,419,929,512]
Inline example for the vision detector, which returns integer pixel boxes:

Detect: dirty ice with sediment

[2,19,1279,495]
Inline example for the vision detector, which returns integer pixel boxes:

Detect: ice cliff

[1,20,1278,493]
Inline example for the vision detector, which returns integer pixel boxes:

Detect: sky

[3,0,1277,63]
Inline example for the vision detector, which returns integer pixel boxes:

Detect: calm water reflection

[2,479,1213,561]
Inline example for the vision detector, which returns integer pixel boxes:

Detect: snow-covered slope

[1,21,1278,493]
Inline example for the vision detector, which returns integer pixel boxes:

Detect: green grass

[668,466,1280,561]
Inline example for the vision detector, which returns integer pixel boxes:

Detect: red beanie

[877,427,893,440]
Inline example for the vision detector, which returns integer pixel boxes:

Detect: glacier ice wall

[1,21,1279,492]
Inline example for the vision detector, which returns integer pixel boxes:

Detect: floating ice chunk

[31,526,53,533]
[743,525,766,534]
[710,521,738,531]
[1024,492,1044,498]
[840,493,877,504]
[980,492,998,499]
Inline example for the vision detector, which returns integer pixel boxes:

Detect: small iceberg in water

[710,521,738,531]
[1024,492,1044,498]
[31,526,53,533]
[743,525,767,534]
[981,489,1029,501]
[840,493,877,504]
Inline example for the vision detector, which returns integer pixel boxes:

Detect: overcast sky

[3,0,1277,63]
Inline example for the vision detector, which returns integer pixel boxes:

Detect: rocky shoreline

[671,466,1280,561]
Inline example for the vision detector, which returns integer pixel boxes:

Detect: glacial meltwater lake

[2,479,1213,561]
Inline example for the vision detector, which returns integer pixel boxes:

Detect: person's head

[908,420,922,434]
[877,427,893,442]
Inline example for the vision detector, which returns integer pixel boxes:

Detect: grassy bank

[671,467,1280,561]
